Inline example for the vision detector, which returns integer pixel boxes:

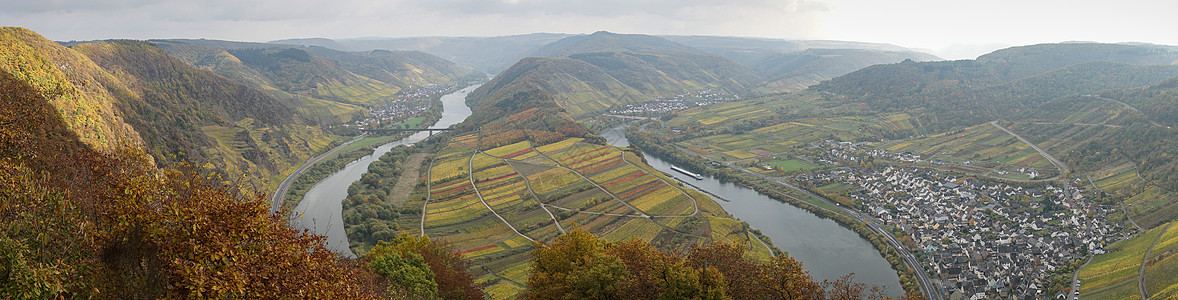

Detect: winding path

[465,148,536,243]
[1140,222,1172,299]
[991,121,1069,176]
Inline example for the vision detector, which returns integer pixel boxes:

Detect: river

[598,122,902,296]
[290,85,478,257]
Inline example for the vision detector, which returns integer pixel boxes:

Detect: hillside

[67,40,337,191]
[0,26,386,298]
[469,31,763,118]
[753,48,941,91]
[812,42,1178,130]
[468,57,651,117]
[274,33,572,75]
[154,39,476,124]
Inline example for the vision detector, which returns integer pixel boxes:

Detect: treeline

[626,122,924,295]
[524,228,921,299]
[283,143,383,210]
[342,145,418,254]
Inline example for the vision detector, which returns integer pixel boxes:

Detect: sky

[2,0,1176,59]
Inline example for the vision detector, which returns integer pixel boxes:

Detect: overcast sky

[2,0,1176,59]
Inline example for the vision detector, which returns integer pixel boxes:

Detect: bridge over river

[360,127,453,135]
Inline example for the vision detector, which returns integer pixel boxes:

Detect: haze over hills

[469,31,764,118]
[274,33,573,75]
[275,33,941,87]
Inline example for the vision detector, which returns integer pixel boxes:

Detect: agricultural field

[1145,222,1178,299]
[410,137,770,298]
[1078,223,1169,299]
[877,123,1054,173]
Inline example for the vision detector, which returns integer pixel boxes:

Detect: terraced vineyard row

[403,134,771,299]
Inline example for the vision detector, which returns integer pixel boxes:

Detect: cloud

[418,0,830,20]
[0,0,833,41]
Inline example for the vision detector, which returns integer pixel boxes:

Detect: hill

[753,48,941,91]
[813,42,1178,130]
[469,31,763,118]
[67,40,337,191]
[0,26,386,298]
[153,39,476,124]
[274,33,572,75]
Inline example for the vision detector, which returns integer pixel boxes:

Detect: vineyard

[406,136,770,299]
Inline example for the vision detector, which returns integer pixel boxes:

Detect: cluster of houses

[351,84,453,129]
[794,165,1124,299]
[609,89,739,116]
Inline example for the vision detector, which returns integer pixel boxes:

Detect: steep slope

[468,57,651,117]
[0,27,381,298]
[754,48,941,91]
[68,40,336,191]
[154,39,475,124]
[0,28,147,156]
[470,32,763,118]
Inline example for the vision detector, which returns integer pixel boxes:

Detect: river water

[291,85,478,257]
[598,122,902,296]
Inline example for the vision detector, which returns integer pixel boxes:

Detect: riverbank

[624,120,924,297]
[290,84,479,257]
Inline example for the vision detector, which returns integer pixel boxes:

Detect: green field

[768,159,816,172]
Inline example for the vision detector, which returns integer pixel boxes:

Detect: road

[686,148,942,299]
[269,134,368,213]
[1084,95,1165,128]
[1140,222,1172,299]
[991,121,1069,175]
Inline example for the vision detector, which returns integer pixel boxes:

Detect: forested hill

[753,48,940,91]
[0,27,388,298]
[468,31,763,118]
[152,39,477,124]
[812,42,1178,130]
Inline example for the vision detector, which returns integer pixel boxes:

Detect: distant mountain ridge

[468,31,763,118]
[274,33,572,75]
[274,33,941,85]
[812,42,1178,129]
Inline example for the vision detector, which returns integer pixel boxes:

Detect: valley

[5,21,1178,300]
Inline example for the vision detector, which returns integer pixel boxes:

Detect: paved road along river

[290,85,477,257]
[597,122,903,297]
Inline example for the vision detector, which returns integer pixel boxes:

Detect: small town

[350,84,453,129]
[609,89,740,115]
[794,147,1126,299]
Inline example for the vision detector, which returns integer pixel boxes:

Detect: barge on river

[670,166,703,180]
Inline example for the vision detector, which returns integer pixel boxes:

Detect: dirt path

[504,158,567,235]
[991,121,1068,179]
[387,153,428,206]
[467,151,537,243]
[1140,222,1172,299]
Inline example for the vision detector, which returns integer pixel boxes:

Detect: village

[608,89,740,116]
[350,84,453,129]
[793,142,1127,299]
